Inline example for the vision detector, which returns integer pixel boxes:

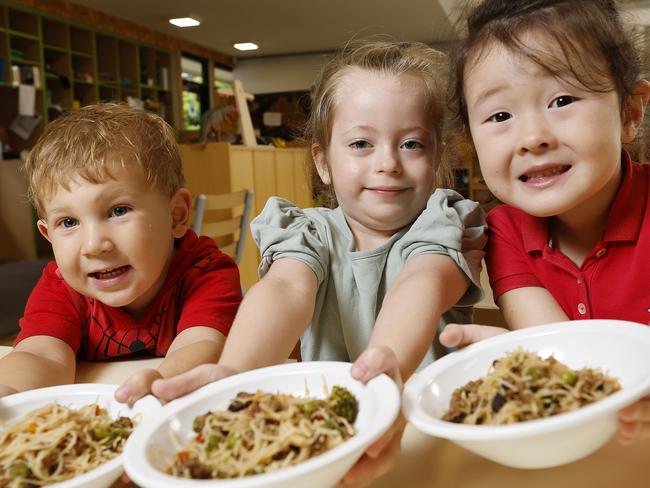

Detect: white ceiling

[70,0,462,61]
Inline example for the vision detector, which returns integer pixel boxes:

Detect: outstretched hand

[150,363,240,402]
[115,368,162,406]
[439,323,508,348]
[338,346,405,487]
[618,395,650,444]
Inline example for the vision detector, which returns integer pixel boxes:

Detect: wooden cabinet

[180,142,312,289]
[0,159,37,260]
[0,1,175,155]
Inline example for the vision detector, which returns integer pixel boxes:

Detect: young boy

[0,104,242,402]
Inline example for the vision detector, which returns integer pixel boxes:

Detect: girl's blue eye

[350,140,370,150]
[60,218,78,228]
[488,112,511,123]
[112,206,129,217]
[402,140,423,150]
[550,95,576,108]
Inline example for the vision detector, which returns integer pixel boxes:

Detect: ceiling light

[169,17,200,27]
[233,42,259,51]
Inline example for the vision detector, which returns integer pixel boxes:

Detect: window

[181,53,209,130]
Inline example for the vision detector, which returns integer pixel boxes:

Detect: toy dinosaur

[199,105,238,143]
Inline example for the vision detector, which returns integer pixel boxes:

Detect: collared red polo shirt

[486,152,650,324]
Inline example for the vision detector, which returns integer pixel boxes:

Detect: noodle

[443,347,620,425]
[0,403,134,487]
[169,387,358,479]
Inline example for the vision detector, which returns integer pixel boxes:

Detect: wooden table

[1,346,649,487]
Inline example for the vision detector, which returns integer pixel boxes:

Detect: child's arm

[440,286,570,348]
[367,253,470,380]
[0,336,75,396]
[219,258,318,370]
[151,258,318,401]
[498,287,570,327]
[115,326,226,404]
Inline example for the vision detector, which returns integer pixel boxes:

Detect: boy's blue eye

[112,206,129,217]
[488,112,511,123]
[402,140,423,150]
[60,217,78,228]
[550,95,576,108]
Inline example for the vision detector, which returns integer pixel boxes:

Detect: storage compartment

[42,18,68,49]
[44,46,70,78]
[73,80,96,106]
[118,40,137,90]
[95,34,117,83]
[10,35,40,64]
[7,8,38,36]
[72,53,93,83]
[70,26,93,55]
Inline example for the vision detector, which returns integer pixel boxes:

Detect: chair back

[192,189,254,264]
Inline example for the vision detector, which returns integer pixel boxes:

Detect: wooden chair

[192,189,254,265]
[193,189,300,360]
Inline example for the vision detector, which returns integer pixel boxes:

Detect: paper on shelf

[263,112,282,127]
[18,84,36,117]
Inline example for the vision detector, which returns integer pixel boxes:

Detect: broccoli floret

[327,386,359,424]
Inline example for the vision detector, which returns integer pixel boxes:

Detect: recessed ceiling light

[169,17,200,27]
[233,42,259,51]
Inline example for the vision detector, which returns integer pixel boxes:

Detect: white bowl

[0,383,161,488]
[403,320,650,469]
[124,361,401,488]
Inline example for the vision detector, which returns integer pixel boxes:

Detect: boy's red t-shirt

[486,152,650,324]
[15,230,242,360]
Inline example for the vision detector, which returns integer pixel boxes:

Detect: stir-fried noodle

[443,348,620,425]
[169,386,358,479]
[0,403,134,487]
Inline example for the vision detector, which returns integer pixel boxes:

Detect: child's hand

[340,346,405,486]
[0,385,18,397]
[439,323,507,348]
[618,395,650,444]
[115,368,163,405]
[150,363,240,402]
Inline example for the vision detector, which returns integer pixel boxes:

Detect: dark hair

[453,0,641,127]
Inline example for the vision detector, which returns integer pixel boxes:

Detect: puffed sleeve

[251,197,329,284]
[397,189,487,303]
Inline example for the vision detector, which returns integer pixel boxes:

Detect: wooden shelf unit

[0,1,176,155]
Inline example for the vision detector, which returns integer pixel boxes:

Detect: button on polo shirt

[486,152,650,324]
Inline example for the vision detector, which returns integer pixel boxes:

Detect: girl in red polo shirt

[439,0,650,444]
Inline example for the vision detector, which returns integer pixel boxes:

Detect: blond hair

[304,40,452,207]
[24,103,183,216]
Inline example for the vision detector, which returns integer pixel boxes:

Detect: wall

[232,42,454,95]
[233,53,333,95]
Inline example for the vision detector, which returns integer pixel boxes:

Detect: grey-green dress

[251,189,487,370]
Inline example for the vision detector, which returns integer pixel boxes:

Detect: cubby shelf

[0,0,175,154]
